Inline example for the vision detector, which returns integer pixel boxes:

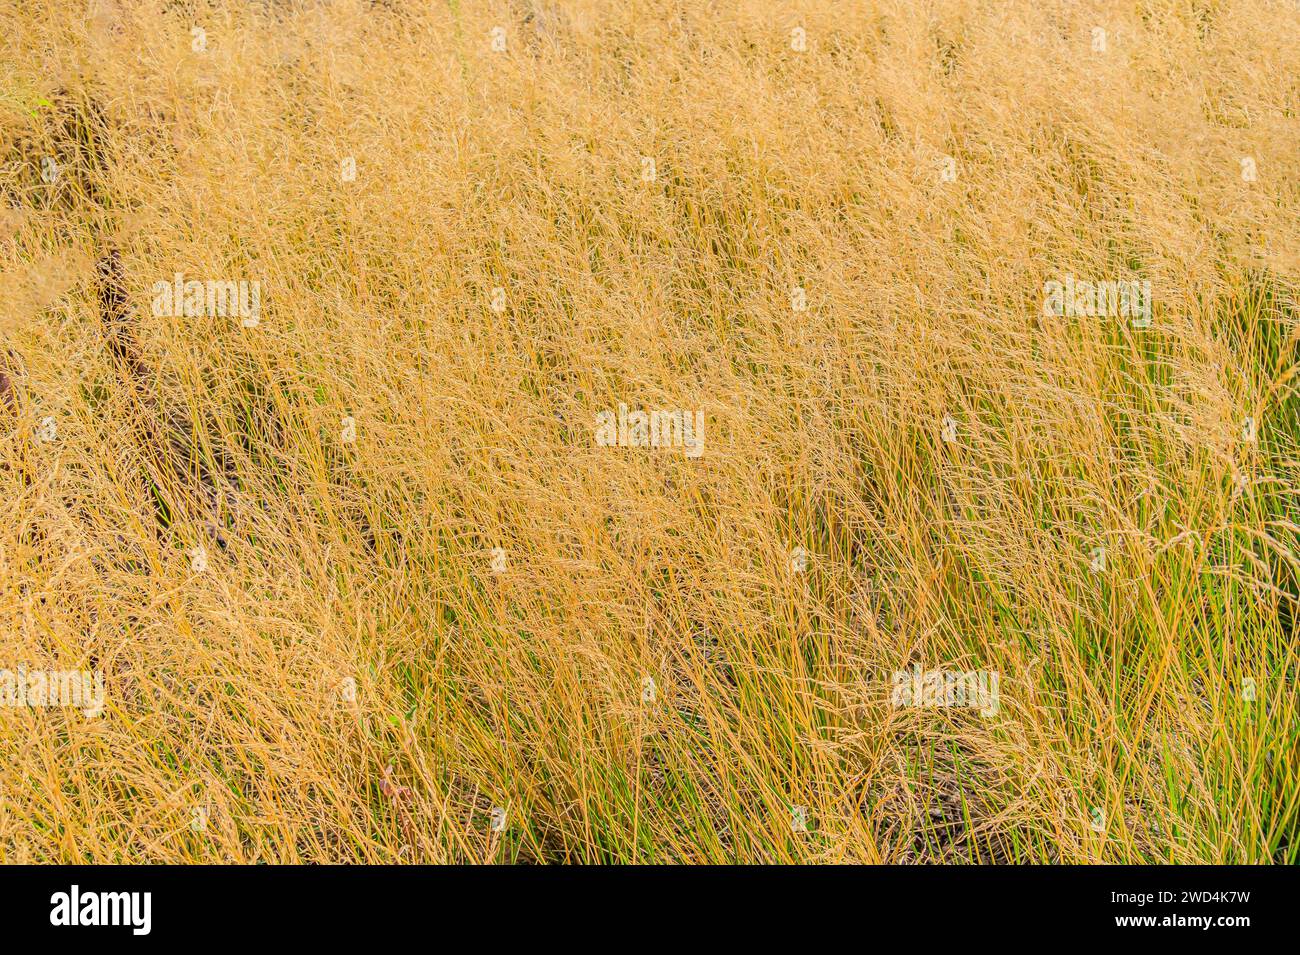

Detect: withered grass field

[1,0,1298,863]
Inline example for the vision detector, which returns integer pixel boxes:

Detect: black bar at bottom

[0,865,1285,941]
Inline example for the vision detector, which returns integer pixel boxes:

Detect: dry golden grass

[1,0,1297,863]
